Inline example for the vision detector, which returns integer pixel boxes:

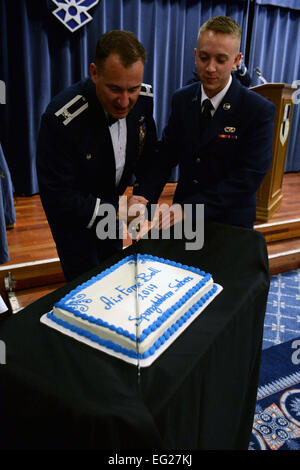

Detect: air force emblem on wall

[51,0,100,32]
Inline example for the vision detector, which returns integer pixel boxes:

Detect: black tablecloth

[0,222,269,450]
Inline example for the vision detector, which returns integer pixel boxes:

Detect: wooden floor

[1,172,300,313]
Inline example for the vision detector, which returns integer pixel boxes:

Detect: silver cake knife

[132,227,141,385]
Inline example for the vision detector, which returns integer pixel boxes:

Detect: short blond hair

[199,16,241,42]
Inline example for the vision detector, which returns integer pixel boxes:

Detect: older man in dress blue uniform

[37,31,157,280]
[130,16,275,230]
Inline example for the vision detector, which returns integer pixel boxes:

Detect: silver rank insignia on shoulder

[223,103,231,110]
[86,153,92,160]
[55,95,88,126]
[224,127,236,133]
[140,83,153,97]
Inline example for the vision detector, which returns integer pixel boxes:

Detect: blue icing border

[55,255,135,307]
[48,284,218,360]
[52,254,213,354]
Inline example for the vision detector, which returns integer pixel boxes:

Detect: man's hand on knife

[118,196,186,242]
[118,195,149,241]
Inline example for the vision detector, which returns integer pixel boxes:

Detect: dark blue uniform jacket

[134,76,275,229]
[37,78,157,279]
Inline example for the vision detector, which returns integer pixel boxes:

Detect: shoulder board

[140,83,153,97]
[55,94,88,126]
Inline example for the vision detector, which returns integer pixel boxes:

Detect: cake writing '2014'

[48,254,217,359]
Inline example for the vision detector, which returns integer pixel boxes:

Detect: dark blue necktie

[201,99,213,120]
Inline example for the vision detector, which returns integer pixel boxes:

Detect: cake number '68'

[152,454,192,466]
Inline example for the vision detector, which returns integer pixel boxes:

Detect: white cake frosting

[48,254,217,360]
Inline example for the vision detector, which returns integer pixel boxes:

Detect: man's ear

[233,52,243,70]
[89,62,97,83]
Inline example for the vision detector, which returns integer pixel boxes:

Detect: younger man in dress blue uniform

[37,31,157,280]
[129,16,275,230]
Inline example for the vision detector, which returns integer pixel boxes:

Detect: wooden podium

[251,83,295,221]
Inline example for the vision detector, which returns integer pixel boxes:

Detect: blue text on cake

[99,266,161,310]
[129,276,194,326]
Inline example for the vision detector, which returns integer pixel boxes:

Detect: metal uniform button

[193,179,198,184]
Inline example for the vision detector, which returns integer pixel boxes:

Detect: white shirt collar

[201,74,232,114]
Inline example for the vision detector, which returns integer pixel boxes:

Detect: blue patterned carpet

[249,269,300,450]
[262,269,300,350]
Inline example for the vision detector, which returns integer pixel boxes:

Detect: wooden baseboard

[0,258,65,292]
[268,249,300,275]
[0,258,66,316]
[255,218,300,243]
